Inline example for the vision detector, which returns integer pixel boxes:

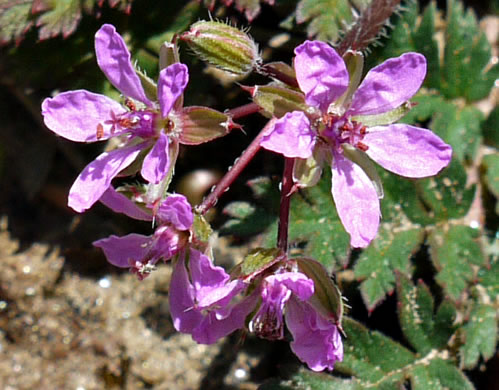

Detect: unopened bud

[181,20,261,75]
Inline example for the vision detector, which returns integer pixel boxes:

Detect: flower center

[321,114,368,152]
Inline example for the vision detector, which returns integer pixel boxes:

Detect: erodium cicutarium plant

[40,6,457,376]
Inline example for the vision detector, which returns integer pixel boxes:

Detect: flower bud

[181,20,261,75]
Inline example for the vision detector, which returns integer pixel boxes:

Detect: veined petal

[93,233,151,268]
[192,294,257,345]
[286,298,343,372]
[99,186,152,221]
[158,63,189,118]
[189,249,245,309]
[294,41,349,112]
[364,124,452,177]
[156,194,193,231]
[42,90,126,142]
[141,132,170,184]
[266,272,314,301]
[349,53,426,116]
[95,24,152,106]
[68,143,146,213]
[331,152,380,248]
[260,111,315,159]
[169,253,204,334]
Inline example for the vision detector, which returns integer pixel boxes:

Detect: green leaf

[0,0,133,44]
[442,0,499,101]
[34,0,82,40]
[373,0,498,102]
[354,225,424,310]
[294,0,354,41]
[460,303,498,369]
[336,318,415,385]
[381,157,475,225]
[396,274,457,355]
[259,369,360,390]
[428,225,486,300]
[0,0,33,45]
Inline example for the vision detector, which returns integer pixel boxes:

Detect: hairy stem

[277,158,294,252]
[196,118,277,215]
[337,0,402,56]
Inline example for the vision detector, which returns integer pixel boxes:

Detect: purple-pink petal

[95,24,152,106]
[188,249,245,308]
[156,194,193,231]
[158,63,189,118]
[349,53,427,116]
[363,124,452,177]
[285,297,343,372]
[260,111,316,159]
[331,152,380,248]
[99,186,153,221]
[294,40,349,112]
[93,233,152,268]
[169,253,204,334]
[41,90,126,142]
[141,132,170,184]
[192,295,256,344]
[68,143,146,213]
[266,272,314,301]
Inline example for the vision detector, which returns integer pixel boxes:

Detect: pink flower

[169,248,252,344]
[260,41,452,248]
[93,193,193,279]
[41,24,189,212]
[170,253,343,371]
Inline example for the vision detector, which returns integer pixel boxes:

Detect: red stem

[277,158,294,252]
[226,102,261,120]
[196,118,277,215]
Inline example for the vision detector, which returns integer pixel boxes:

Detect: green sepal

[293,155,323,189]
[178,106,232,145]
[193,213,213,243]
[136,68,158,103]
[231,248,283,282]
[295,257,344,327]
[352,101,414,127]
[264,61,297,84]
[333,50,364,111]
[252,84,307,118]
[181,20,260,75]
[159,40,180,70]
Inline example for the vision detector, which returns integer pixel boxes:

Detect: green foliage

[428,225,486,300]
[287,170,350,270]
[354,226,423,310]
[0,0,132,44]
[376,0,498,102]
[294,0,355,41]
[396,274,457,354]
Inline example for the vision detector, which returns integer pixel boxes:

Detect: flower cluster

[40,22,453,374]
[170,248,343,371]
